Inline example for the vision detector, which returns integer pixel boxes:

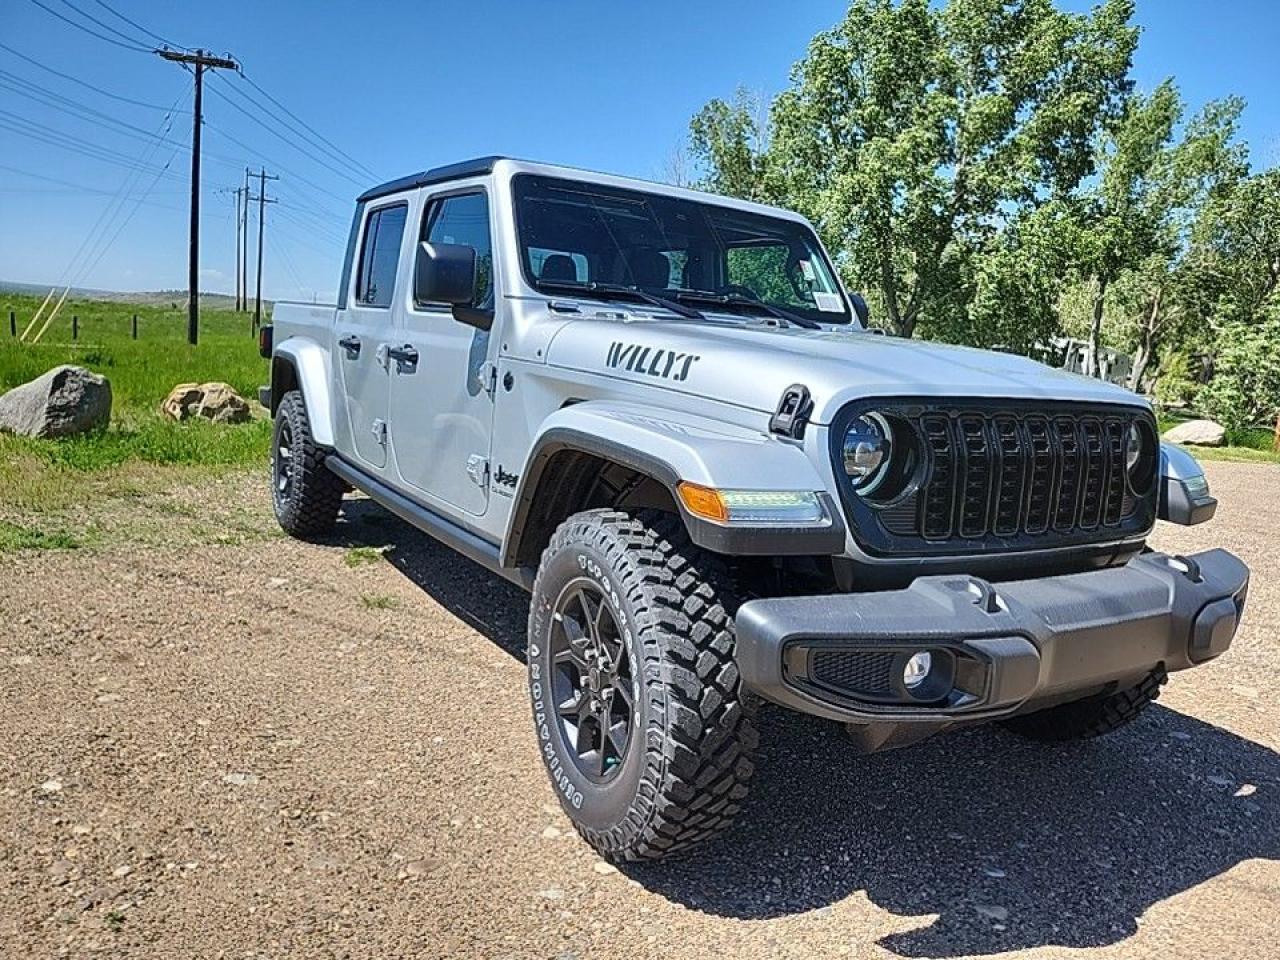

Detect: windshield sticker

[798,259,816,281]
[813,292,844,313]
[606,341,700,382]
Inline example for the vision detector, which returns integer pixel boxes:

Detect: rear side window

[420,191,494,307]
[355,203,408,308]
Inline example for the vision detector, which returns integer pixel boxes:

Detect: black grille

[811,650,896,696]
[836,400,1158,557]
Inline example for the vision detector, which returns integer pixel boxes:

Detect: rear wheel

[527,508,757,861]
[1000,667,1167,741]
[271,390,343,538]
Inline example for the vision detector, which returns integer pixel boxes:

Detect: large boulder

[162,382,252,424]
[1162,418,1227,447]
[0,365,111,438]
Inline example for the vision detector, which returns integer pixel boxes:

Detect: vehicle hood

[543,316,1147,424]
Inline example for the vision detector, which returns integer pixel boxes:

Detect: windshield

[512,174,851,325]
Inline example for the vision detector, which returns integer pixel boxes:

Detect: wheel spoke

[556,687,585,718]
[553,637,591,670]
[611,677,633,709]
[606,715,629,757]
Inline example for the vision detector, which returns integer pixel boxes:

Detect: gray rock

[1162,419,1226,447]
[0,365,111,438]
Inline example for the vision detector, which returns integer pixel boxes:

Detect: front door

[335,202,408,471]
[388,188,496,517]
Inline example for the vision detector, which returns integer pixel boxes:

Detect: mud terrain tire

[271,389,343,538]
[1000,667,1167,741]
[527,508,757,861]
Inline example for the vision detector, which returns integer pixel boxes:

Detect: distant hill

[0,281,269,310]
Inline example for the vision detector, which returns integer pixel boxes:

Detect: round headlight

[1125,422,1142,472]
[842,413,892,492]
[1125,420,1156,492]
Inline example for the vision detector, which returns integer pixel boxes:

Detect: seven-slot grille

[862,404,1155,554]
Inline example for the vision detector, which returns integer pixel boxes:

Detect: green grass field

[1,292,271,512]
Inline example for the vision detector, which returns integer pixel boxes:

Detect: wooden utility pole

[157,48,239,345]
[233,186,244,312]
[240,169,250,313]
[250,168,278,332]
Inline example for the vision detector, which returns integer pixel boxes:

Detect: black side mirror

[849,292,870,326]
[415,241,493,331]
[415,241,476,305]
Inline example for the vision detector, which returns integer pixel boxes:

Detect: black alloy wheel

[549,578,637,781]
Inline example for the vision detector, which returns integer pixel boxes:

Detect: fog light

[903,651,932,689]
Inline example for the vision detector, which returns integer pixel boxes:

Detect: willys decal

[605,341,700,382]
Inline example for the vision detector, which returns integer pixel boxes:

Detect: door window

[355,204,408,308]
[419,192,494,307]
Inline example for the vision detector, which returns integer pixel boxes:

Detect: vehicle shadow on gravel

[332,500,531,659]
[629,706,1279,957]
[333,502,1277,957]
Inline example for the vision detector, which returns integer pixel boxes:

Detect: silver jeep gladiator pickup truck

[261,156,1248,862]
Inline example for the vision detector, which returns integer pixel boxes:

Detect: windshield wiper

[669,288,821,330]
[535,279,704,320]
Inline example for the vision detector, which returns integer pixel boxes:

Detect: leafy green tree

[690,0,1139,338]
[1089,94,1247,387]
[1197,315,1280,432]
[688,88,771,202]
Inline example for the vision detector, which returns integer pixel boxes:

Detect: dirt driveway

[2,461,1277,959]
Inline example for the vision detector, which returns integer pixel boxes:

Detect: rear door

[335,201,408,472]
[387,186,496,517]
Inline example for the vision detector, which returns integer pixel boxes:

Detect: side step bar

[325,455,534,591]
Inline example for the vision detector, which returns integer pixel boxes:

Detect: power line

[0,40,172,110]
[203,118,352,206]
[91,0,183,50]
[203,72,367,186]
[0,112,188,181]
[0,162,183,207]
[55,0,156,51]
[26,0,151,52]
[0,73,189,148]
[236,70,380,181]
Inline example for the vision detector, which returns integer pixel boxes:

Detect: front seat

[627,250,670,289]
[540,254,578,282]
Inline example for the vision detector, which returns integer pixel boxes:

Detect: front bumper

[735,549,1249,724]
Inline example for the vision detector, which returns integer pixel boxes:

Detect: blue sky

[1,0,1277,302]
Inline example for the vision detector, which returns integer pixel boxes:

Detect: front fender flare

[272,337,335,449]
[501,401,845,565]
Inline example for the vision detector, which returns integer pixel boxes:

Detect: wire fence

[4,305,266,344]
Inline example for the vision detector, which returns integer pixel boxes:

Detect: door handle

[387,344,419,372]
[338,334,361,357]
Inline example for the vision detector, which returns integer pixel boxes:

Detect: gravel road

[2,461,1276,959]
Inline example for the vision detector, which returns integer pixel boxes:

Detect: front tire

[271,390,343,538]
[999,666,1167,741]
[527,509,757,861]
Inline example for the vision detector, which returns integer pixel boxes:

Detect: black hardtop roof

[356,156,508,203]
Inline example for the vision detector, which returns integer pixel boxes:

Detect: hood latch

[769,384,813,440]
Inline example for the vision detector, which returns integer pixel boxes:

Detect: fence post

[72,314,78,340]
[1274,412,1280,453]
[8,310,14,337]
[132,313,138,340]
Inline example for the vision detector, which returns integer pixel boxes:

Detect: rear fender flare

[272,337,335,448]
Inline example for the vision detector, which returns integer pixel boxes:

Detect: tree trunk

[1086,276,1108,379]
[1129,342,1150,394]
[1128,289,1162,393]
